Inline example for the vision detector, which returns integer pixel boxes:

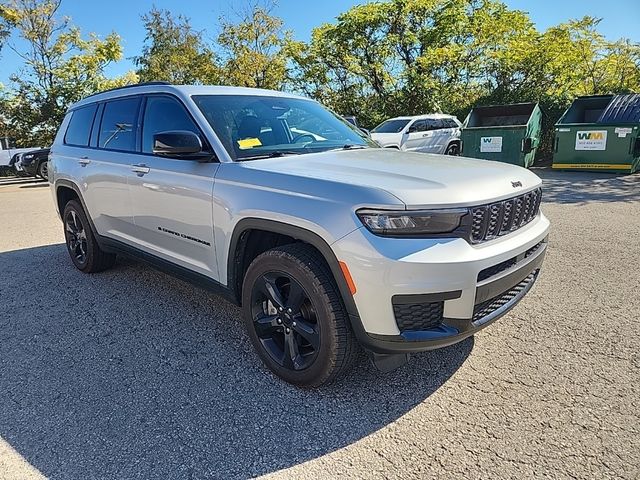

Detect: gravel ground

[0,170,638,479]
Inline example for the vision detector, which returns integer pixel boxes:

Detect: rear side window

[445,119,459,128]
[142,96,202,154]
[98,97,140,152]
[64,104,98,146]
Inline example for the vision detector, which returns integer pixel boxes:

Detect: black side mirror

[407,125,417,133]
[153,130,203,157]
[522,137,533,154]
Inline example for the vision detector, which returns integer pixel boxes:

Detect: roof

[70,83,311,110]
[385,114,457,121]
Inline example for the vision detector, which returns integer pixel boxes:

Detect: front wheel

[242,244,359,387]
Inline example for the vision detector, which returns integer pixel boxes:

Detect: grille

[477,257,518,282]
[393,301,444,332]
[472,272,536,322]
[477,240,545,282]
[470,188,542,243]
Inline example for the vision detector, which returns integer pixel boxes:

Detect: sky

[1,0,639,85]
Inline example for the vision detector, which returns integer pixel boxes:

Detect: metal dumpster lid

[598,93,640,124]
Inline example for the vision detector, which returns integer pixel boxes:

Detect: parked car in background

[16,147,51,180]
[0,137,40,167]
[371,114,462,155]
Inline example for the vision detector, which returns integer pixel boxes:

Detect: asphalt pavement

[0,170,638,479]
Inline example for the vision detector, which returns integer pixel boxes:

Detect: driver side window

[142,96,202,154]
[409,120,427,132]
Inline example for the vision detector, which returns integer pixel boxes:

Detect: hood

[370,132,401,147]
[242,148,543,208]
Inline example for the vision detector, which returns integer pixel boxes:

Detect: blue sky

[1,0,638,85]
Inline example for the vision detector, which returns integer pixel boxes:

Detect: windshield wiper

[329,144,370,151]
[237,150,303,161]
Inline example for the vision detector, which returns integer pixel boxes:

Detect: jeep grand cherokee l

[49,82,549,387]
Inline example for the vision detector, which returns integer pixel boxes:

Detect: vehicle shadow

[0,177,42,187]
[0,244,472,479]
[533,168,640,205]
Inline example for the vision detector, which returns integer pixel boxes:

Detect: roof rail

[82,81,173,100]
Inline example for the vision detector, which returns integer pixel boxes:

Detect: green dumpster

[460,103,543,168]
[552,94,640,174]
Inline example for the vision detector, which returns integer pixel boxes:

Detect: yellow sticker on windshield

[237,138,262,149]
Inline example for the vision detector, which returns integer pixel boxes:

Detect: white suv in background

[371,114,462,155]
[49,83,548,387]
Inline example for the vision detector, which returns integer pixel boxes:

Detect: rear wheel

[445,142,460,156]
[242,243,359,387]
[37,161,49,180]
[63,200,116,273]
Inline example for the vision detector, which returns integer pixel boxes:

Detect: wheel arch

[227,218,359,319]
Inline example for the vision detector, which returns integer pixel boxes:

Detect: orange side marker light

[339,261,357,295]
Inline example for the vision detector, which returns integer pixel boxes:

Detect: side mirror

[407,125,417,133]
[153,130,203,157]
[522,137,534,154]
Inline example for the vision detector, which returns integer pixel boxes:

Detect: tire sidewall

[242,251,341,386]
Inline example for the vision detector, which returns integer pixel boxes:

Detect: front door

[402,119,431,152]
[128,94,220,279]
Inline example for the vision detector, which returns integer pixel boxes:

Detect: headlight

[24,154,35,159]
[357,208,467,236]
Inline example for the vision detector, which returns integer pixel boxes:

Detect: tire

[242,243,359,387]
[445,142,460,156]
[62,200,116,273]
[37,160,49,180]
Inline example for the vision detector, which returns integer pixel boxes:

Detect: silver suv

[371,114,462,155]
[50,83,549,387]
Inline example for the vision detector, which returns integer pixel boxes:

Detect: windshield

[372,119,410,133]
[192,95,376,161]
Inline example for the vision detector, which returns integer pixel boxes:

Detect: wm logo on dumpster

[575,130,607,151]
[577,132,605,140]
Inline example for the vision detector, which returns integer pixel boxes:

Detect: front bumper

[333,213,550,353]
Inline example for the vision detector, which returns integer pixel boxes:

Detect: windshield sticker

[237,138,262,150]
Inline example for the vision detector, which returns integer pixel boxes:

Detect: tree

[287,0,640,159]
[0,0,136,146]
[134,7,219,84]
[217,1,289,89]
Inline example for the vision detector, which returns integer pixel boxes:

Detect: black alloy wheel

[65,209,88,267]
[250,271,320,371]
[242,243,359,387]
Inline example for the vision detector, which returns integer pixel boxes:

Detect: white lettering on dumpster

[480,136,502,153]
[575,130,607,150]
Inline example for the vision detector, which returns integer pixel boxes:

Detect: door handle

[78,157,90,166]
[131,163,150,175]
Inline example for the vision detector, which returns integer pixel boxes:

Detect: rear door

[127,94,220,279]
[79,97,139,242]
[430,119,451,154]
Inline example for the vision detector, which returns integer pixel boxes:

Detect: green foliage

[0,0,136,146]
[217,2,289,89]
[134,7,220,84]
[287,0,640,158]
[1,0,639,158]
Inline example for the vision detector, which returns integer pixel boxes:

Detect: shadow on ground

[0,244,472,479]
[534,168,640,204]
